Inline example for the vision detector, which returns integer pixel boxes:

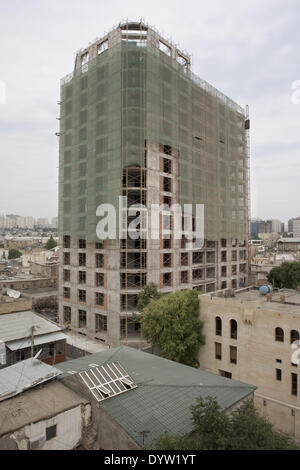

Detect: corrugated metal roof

[0,311,63,343]
[6,332,67,351]
[0,358,62,402]
[57,346,256,447]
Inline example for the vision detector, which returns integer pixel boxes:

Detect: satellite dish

[7,288,21,299]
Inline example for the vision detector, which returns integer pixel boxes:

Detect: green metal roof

[57,346,256,447]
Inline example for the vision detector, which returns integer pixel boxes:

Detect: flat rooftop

[0,381,88,437]
[207,287,300,315]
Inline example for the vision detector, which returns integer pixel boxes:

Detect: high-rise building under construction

[58,21,250,347]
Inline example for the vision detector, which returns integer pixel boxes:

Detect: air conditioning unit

[29,435,46,450]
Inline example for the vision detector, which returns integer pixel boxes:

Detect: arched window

[215,317,222,336]
[275,327,284,342]
[230,320,238,340]
[290,330,300,344]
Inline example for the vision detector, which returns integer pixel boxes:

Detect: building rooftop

[57,346,255,447]
[206,287,300,315]
[0,358,62,402]
[0,381,88,437]
[278,238,300,243]
[0,310,66,345]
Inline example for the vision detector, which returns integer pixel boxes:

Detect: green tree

[152,397,299,450]
[137,283,161,311]
[268,262,300,289]
[141,289,205,366]
[230,401,298,450]
[45,236,57,250]
[8,249,22,260]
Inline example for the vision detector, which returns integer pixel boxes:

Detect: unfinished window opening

[163,158,172,174]
[95,272,104,287]
[63,306,71,324]
[216,317,222,336]
[79,253,86,267]
[181,252,189,266]
[176,51,188,67]
[163,195,172,207]
[163,238,172,249]
[95,314,107,333]
[98,40,108,55]
[221,251,227,263]
[207,241,216,248]
[159,41,171,56]
[163,177,172,193]
[193,252,203,265]
[206,252,215,264]
[221,266,227,277]
[64,287,70,299]
[81,52,89,65]
[63,252,70,265]
[206,267,215,279]
[221,281,227,289]
[121,273,146,289]
[163,253,172,268]
[162,144,172,156]
[232,265,237,276]
[231,320,238,340]
[95,292,104,307]
[193,269,204,281]
[181,271,188,284]
[63,270,70,282]
[63,235,71,248]
[96,241,104,250]
[163,272,172,287]
[78,239,86,249]
[78,310,86,328]
[96,253,104,268]
[78,290,86,303]
[78,271,86,285]
[121,294,138,311]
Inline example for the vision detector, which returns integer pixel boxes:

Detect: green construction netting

[58,39,249,242]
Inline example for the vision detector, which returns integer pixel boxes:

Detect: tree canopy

[141,288,205,367]
[267,262,300,289]
[152,396,299,450]
[8,249,22,260]
[137,283,161,311]
[45,236,57,250]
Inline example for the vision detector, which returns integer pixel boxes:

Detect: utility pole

[31,326,37,357]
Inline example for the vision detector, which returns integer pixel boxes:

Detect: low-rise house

[0,359,90,450]
[0,311,67,368]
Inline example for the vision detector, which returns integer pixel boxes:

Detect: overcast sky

[0,0,299,224]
